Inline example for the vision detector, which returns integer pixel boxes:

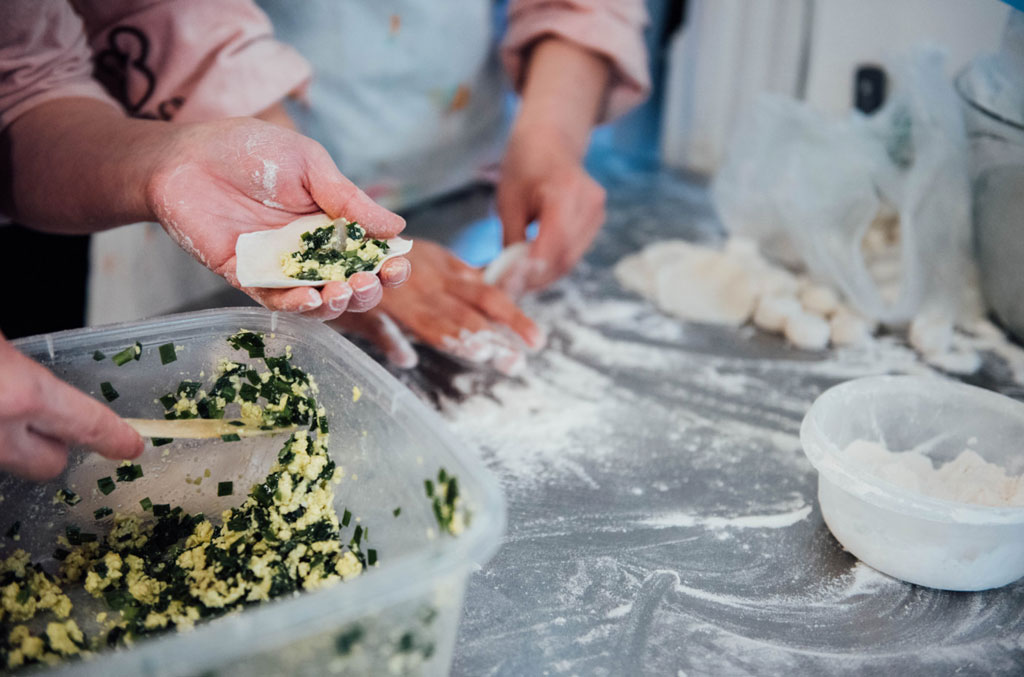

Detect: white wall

[661,0,1011,174]
[805,0,1008,114]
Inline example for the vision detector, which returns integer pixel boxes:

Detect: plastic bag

[711,49,980,325]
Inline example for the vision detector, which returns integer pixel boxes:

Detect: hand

[329,240,544,374]
[495,38,611,294]
[147,117,410,320]
[496,121,606,294]
[0,335,143,481]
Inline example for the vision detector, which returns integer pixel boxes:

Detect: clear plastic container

[5,308,505,676]
[800,375,1024,591]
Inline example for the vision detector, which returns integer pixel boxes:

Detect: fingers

[497,184,531,247]
[526,178,606,291]
[449,277,545,350]
[1,430,69,482]
[247,286,324,313]
[302,141,406,238]
[32,372,143,462]
[346,272,384,313]
[379,257,411,288]
[302,280,353,321]
[330,311,419,369]
[402,297,528,376]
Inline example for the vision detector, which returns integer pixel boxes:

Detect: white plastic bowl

[801,375,1024,591]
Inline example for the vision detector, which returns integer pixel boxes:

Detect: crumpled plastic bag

[711,48,980,326]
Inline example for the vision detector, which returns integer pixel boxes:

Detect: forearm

[514,38,611,158]
[0,98,175,234]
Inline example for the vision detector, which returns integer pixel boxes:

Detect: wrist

[516,38,610,158]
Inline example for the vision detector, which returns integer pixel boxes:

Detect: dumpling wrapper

[235,213,413,288]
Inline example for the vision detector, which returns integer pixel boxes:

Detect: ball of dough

[614,252,655,297]
[753,295,802,333]
[799,283,840,317]
[784,311,831,350]
[829,309,872,346]
[653,250,757,327]
[909,310,954,357]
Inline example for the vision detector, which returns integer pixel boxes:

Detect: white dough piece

[926,350,983,375]
[799,283,840,317]
[783,311,831,350]
[909,309,954,357]
[829,309,872,346]
[483,242,530,286]
[753,295,802,333]
[653,250,757,327]
[614,240,701,298]
[723,236,763,265]
[235,213,413,288]
[613,252,653,296]
[752,267,800,299]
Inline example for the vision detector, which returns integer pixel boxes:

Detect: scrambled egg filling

[280,222,390,282]
[0,331,370,671]
[0,329,466,673]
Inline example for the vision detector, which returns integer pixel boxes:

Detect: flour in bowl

[843,439,1024,507]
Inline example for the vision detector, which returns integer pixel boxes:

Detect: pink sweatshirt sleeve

[72,0,311,122]
[0,0,121,133]
[502,0,651,122]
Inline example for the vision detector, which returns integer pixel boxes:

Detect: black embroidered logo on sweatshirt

[93,26,184,121]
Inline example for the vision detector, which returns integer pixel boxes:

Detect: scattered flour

[843,439,1024,507]
[261,159,279,195]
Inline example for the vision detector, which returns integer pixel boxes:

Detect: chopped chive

[112,346,136,366]
[97,477,116,495]
[100,381,119,402]
[56,488,81,506]
[93,507,113,520]
[424,479,434,498]
[151,437,173,447]
[152,504,170,517]
[159,393,177,410]
[341,509,351,527]
[53,548,70,561]
[227,330,265,358]
[392,507,401,517]
[158,342,177,365]
[16,586,30,604]
[92,350,106,361]
[217,481,233,497]
[5,521,20,539]
[228,420,245,427]
[79,532,98,543]
[220,433,241,442]
[351,525,363,546]
[438,468,448,483]
[139,497,153,511]
[446,477,459,505]
[116,464,143,482]
[367,549,377,566]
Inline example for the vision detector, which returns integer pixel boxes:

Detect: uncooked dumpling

[653,249,757,326]
[784,311,830,350]
[753,295,802,333]
[235,213,413,288]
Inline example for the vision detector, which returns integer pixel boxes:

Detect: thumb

[31,369,143,461]
[496,185,531,248]
[302,141,406,239]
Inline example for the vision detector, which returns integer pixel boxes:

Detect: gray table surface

[392,168,1024,677]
